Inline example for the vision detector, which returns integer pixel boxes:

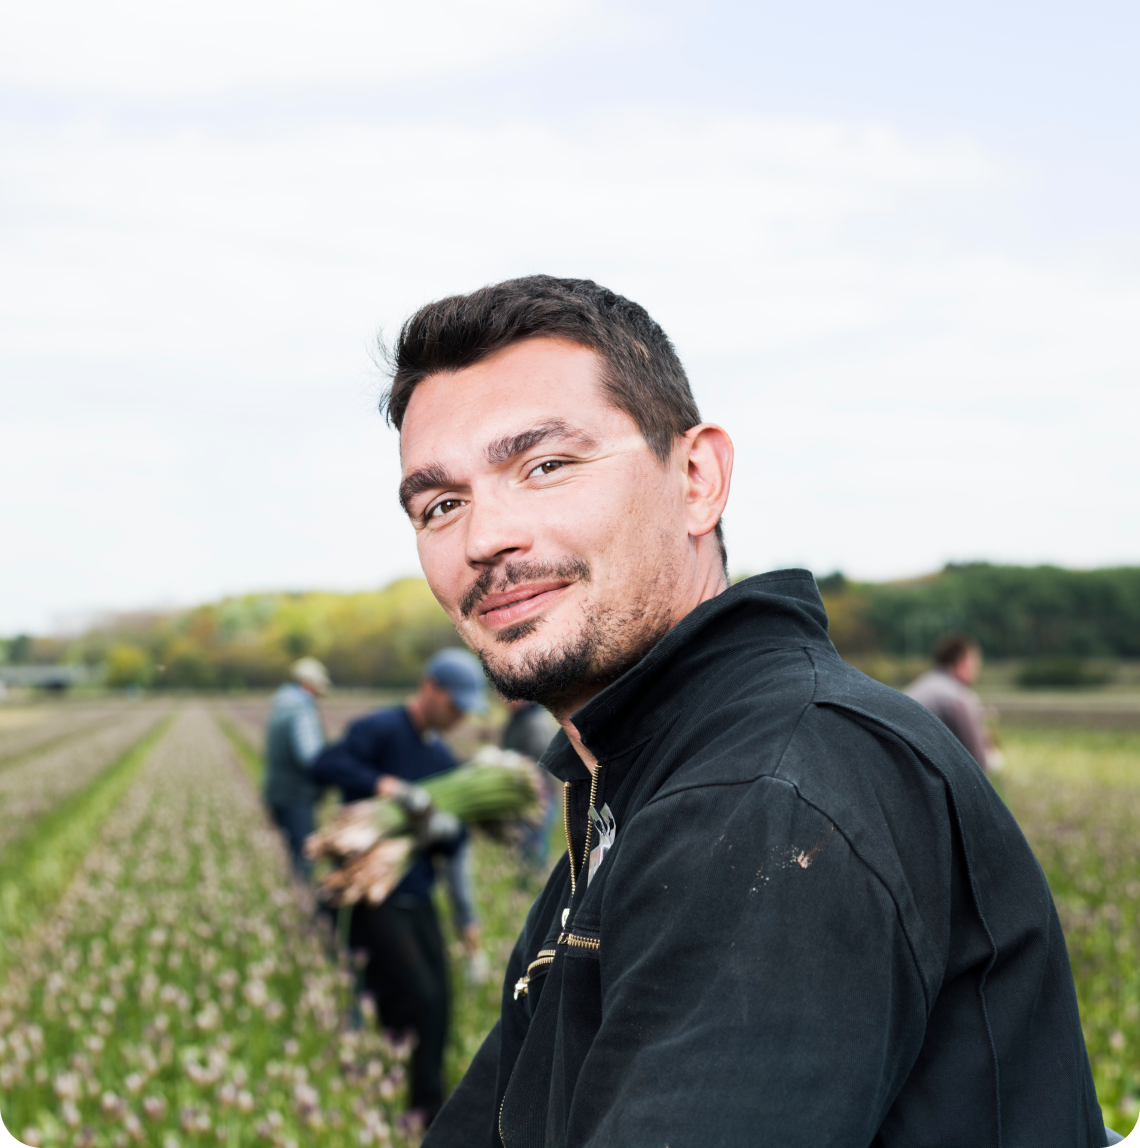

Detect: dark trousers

[267,801,315,880]
[351,897,449,1119]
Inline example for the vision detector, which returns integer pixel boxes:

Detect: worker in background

[264,656,329,879]
[501,699,559,869]
[311,648,486,1129]
[905,633,1000,772]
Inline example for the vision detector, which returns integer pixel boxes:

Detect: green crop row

[0,709,414,1148]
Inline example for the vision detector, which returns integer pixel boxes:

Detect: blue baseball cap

[425,648,488,715]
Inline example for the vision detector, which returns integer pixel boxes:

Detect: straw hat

[292,657,331,693]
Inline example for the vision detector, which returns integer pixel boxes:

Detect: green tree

[105,644,153,688]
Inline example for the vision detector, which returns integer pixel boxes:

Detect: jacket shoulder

[807,649,976,762]
[648,648,997,997]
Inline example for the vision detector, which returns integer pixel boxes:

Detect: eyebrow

[399,463,457,514]
[484,420,598,466]
[399,420,599,515]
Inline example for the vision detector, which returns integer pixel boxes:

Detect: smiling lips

[477,581,573,629]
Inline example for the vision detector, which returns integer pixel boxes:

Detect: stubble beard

[460,556,677,715]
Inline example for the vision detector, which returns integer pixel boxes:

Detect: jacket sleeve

[310,717,386,799]
[572,777,929,1147]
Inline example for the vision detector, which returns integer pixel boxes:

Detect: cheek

[574,466,675,551]
[542,468,651,550]
[416,530,467,616]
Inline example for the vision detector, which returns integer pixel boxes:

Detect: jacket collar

[539,569,833,783]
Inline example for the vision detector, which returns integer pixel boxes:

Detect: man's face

[421,679,464,731]
[954,647,983,686]
[399,337,691,712]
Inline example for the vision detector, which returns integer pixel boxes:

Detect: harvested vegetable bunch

[306,747,541,906]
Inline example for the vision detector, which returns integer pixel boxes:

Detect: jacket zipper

[504,767,604,1146]
[564,764,604,895]
[556,930,601,951]
[563,781,576,898]
[513,950,557,999]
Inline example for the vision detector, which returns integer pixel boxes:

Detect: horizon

[6,558,1139,642]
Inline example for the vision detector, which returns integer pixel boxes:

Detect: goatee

[465,557,676,713]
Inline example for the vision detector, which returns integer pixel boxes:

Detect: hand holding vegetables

[305,748,541,907]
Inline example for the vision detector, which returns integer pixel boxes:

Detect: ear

[679,423,733,541]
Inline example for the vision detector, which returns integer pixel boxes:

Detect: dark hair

[933,633,980,668]
[381,275,726,568]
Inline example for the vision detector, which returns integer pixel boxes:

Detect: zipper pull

[586,803,616,886]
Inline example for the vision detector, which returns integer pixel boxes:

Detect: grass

[216,716,264,787]
[0,715,116,774]
[0,710,411,1148]
[997,726,1140,1135]
[4,707,1136,1139]
[438,833,553,1091]
[0,717,172,978]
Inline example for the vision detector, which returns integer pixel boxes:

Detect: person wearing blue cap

[311,647,487,1127]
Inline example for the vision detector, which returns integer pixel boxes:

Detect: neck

[555,561,729,773]
[561,718,599,773]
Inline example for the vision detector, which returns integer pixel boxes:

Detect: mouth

[476,581,574,631]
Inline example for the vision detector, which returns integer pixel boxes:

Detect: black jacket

[425,571,1103,1148]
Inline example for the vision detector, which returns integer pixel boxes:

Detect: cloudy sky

[2,0,1138,634]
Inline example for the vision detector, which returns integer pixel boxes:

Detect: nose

[464,482,533,569]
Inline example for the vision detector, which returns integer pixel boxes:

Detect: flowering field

[0,705,125,765]
[0,705,168,862]
[998,725,1140,1137]
[1,697,1138,1145]
[0,707,412,1148]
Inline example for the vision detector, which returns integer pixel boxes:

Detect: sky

[2,0,1138,634]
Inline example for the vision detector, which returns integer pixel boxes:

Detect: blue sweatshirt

[312,706,463,906]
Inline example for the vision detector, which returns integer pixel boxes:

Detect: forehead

[399,337,631,471]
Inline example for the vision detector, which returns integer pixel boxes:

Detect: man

[311,647,486,1126]
[502,699,559,869]
[906,633,997,771]
[385,276,1107,1146]
[502,699,559,763]
[264,656,329,878]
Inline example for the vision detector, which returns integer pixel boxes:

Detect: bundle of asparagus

[306,747,541,907]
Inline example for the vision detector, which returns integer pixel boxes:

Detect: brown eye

[428,499,464,520]
[529,460,565,478]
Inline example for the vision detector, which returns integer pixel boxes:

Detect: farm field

[996,725,1140,1135]
[0,695,1138,1142]
[0,704,413,1148]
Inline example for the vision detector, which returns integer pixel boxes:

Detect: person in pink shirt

[905,634,997,771]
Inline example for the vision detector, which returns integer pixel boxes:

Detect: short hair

[933,633,980,668]
[381,275,726,570]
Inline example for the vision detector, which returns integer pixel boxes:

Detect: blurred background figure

[264,656,329,879]
[501,699,559,870]
[311,648,486,1129]
[905,634,1000,773]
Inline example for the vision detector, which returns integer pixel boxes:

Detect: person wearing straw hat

[264,656,330,879]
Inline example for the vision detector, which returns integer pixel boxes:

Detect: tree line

[2,565,1137,691]
[2,579,456,690]
[820,563,1140,659]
